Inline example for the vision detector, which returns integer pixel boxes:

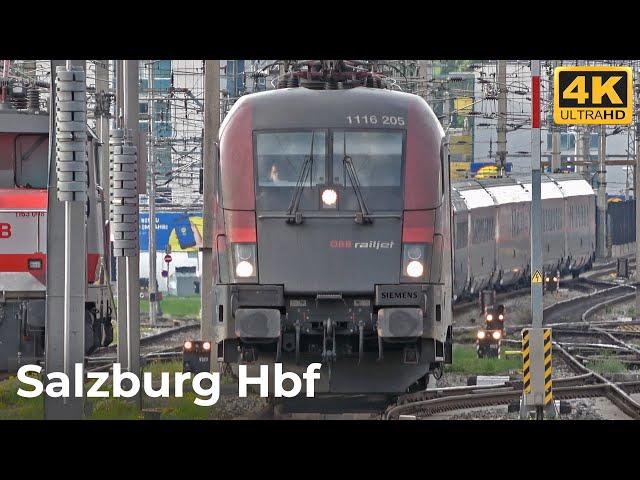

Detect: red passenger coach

[205,63,453,396]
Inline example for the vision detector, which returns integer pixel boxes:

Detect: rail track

[86,323,199,372]
[387,276,640,420]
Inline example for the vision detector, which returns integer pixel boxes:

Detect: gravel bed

[453,287,591,329]
[439,398,605,420]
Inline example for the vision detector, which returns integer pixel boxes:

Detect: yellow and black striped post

[543,328,553,406]
[521,327,552,409]
[522,329,531,395]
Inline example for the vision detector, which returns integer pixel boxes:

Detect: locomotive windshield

[256,131,327,187]
[0,133,48,188]
[255,129,404,211]
[332,131,402,187]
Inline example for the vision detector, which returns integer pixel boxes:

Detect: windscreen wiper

[343,135,372,224]
[286,131,314,224]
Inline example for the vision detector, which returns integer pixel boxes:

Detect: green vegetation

[445,344,521,375]
[140,296,201,318]
[0,375,44,420]
[0,360,241,420]
[586,355,628,375]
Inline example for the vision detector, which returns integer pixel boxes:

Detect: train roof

[0,111,49,133]
[0,110,100,141]
[220,86,442,133]
[452,173,595,212]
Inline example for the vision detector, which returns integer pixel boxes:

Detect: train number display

[346,115,405,126]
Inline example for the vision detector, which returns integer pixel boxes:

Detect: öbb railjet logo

[329,240,394,249]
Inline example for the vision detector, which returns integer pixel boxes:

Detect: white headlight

[406,260,424,278]
[498,314,504,320]
[202,341,211,351]
[477,330,486,339]
[236,260,254,278]
[553,277,558,282]
[184,341,193,350]
[492,331,501,340]
[486,314,493,321]
[322,188,337,206]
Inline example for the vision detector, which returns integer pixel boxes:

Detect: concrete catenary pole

[531,60,543,329]
[114,59,128,367]
[123,60,140,378]
[496,60,508,176]
[46,60,88,419]
[147,60,158,327]
[95,60,110,223]
[44,60,77,420]
[201,60,220,355]
[597,125,608,259]
[635,79,640,314]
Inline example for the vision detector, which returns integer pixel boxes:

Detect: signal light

[28,259,42,270]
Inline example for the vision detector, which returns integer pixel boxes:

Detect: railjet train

[204,61,597,395]
[209,63,454,395]
[0,86,112,372]
[452,173,595,300]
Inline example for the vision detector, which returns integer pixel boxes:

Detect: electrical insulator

[55,65,87,202]
[109,128,139,257]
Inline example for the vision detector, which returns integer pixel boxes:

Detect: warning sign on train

[532,270,543,284]
[554,66,632,125]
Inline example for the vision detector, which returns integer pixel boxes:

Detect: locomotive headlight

[492,330,502,340]
[486,314,493,321]
[406,261,424,278]
[202,341,211,351]
[402,244,428,281]
[321,188,338,207]
[553,277,558,282]
[498,314,504,320]
[236,261,254,278]
[184,341,193,351]
[231,243,258,282]
[477,330,486,340]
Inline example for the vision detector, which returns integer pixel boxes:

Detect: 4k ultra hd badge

[554,66,633,125]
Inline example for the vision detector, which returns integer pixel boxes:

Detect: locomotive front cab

[211,87,453,394]
[0,111,112,372]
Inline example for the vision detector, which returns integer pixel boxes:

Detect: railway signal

[520,60,554,420]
